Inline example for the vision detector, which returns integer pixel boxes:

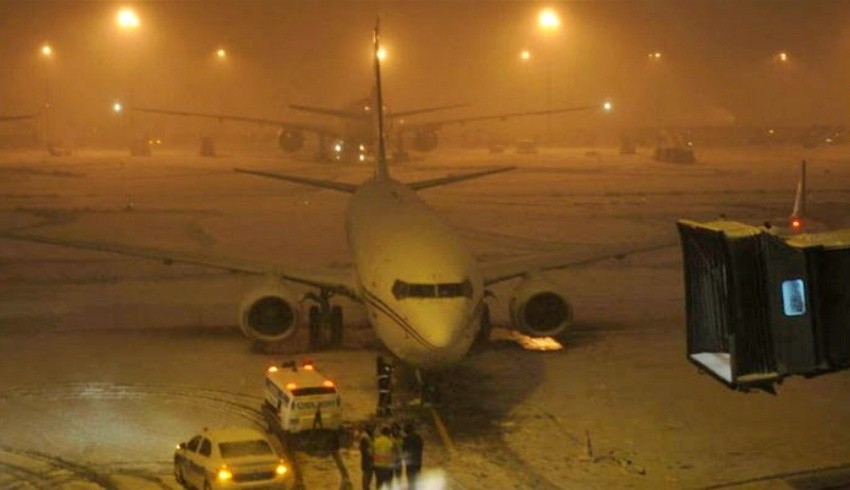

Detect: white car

[174,427,292,489]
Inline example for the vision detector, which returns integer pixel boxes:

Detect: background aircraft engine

[239,283,301,342]
[508,276,573,337]
[412,129,438,152]
[278,130,304,152]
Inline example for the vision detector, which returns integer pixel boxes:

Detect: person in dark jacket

[402,422,424,488]
[359,422,375,489]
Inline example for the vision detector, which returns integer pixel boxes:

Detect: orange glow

[286,382,297,391]
[520,49,532,61]
[322,380,335,388]
[538,8,561,30]
[778,51,788,62]
[217,466,232,481]
[41,44,53,57]
[376,46,387,61]
[117,7,140,29]
[301,360,314,370]
[267,366,278,373]
[791,218,802,229]
[216,48,227,60]
[275,462,288,475]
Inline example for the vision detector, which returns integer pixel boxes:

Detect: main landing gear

[304,289,343,351]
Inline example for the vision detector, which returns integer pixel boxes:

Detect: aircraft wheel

[308,305,321,349]
[330,305,343,346]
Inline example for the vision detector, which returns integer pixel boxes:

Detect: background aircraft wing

[386,103,468,119]
[407,166,515,191]
[0,114,38,122]
[481,241,675,286]
[134,107,342,139]
[398,104,601,132]
[0,232,360,299]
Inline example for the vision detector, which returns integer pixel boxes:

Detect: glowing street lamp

[112,101,124,114]
[777,51,789,63]
[538,8,561,30]
[216,48,227,60]
[116,7,140,30]
[649,51,662,60]
[602,101,613,112]
[520,49,532,61]
[41,43,53,58]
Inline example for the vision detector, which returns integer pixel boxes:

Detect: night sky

[2,1,850,140]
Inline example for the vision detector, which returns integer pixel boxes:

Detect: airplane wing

[133,107,341,139]
[386,103,468,119]
[0,232,360,299]
[398,104,602,132]
[0,114,38,122]
[481,241,675,286]
[288,103,467,120]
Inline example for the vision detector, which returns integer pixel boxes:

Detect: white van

[263,360,342,434]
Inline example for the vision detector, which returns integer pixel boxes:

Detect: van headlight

[217,465,233,481]
[275,461,288,476]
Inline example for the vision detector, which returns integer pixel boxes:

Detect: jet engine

[239,282,301,343]
[412,129,438,152]
[508,276,573,337]
[278,130,305,152]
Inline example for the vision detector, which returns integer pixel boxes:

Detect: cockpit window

[392,279,472,300]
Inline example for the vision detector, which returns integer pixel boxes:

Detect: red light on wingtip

[791,218,802,230]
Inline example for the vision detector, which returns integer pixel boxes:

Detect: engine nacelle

[239,282,301,343]
[508,276,573,337]
[278,130,304,152]
[412,130,438,152]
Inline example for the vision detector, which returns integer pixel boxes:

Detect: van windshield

[292,386,336,396]
[219,440,274,458]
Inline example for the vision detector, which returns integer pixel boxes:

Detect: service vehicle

[263,360,342,434]
[173,426,292,489]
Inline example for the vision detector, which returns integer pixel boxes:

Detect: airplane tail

[373,20,390,181]
[789,159,807,231]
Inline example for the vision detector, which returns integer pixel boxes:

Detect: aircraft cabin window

[392,279,472,300]
[781,279,807,317]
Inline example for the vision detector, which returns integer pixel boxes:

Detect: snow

[1,145,850,489]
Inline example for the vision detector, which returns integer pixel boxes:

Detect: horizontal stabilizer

[407,166,515,191]
[234,168,358,194]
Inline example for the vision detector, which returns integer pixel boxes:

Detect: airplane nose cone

[407,303,470,349]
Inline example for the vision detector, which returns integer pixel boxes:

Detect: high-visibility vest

[373,435,394,469]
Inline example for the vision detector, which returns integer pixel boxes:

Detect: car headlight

[275,461,288,476]
[217,465,233,481]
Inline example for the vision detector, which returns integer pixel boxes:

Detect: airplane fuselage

[346,177,483,369]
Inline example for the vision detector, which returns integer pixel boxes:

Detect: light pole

[40,43,54,146]
[538,7,560,145]
[116,7,142,154]
[215,48,227,113]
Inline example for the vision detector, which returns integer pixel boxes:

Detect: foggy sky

[3,0,850,141]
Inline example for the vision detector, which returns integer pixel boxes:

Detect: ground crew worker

[359,422,375,490]
[402,423,423,488]
[372,426,395,489]
[390,422,403,485]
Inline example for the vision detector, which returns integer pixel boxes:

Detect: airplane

[0,114,37,123]
[2,24,655,371]
[135,87,606,164]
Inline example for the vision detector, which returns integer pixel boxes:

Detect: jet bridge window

[781,278,807,317]
[392,279,472,300]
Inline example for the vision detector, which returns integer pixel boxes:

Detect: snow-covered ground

[1,144,850,489]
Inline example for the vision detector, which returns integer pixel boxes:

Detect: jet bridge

[677,220,850,392]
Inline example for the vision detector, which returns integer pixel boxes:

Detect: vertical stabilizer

[791,159,807,219]
[788,159,807,231]
[372,20,390,181]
